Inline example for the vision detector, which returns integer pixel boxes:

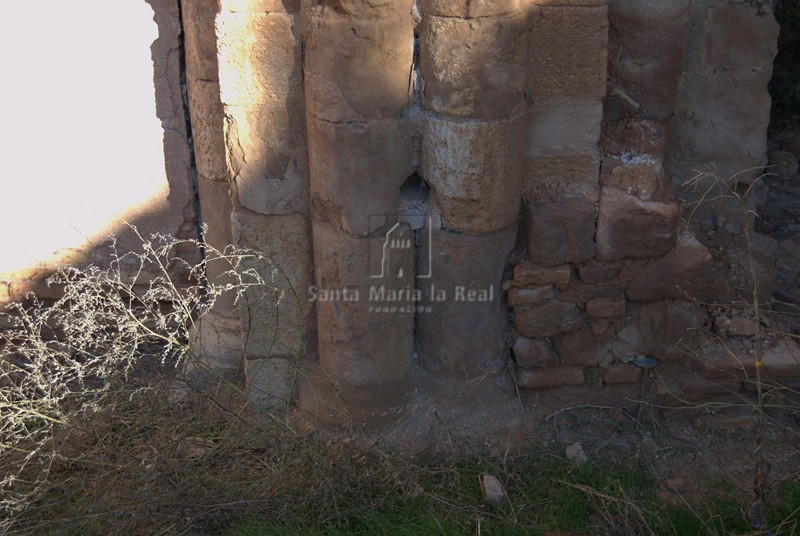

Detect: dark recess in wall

[769,0,800,136]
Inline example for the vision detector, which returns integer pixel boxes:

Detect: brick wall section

[507,0,787,409]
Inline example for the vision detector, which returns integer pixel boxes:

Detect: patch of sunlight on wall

[0,1,169,278]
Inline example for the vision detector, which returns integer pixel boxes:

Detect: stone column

[184,0,315,409]
[216,0,314,409]
[417,0,525,377]
[299,1,416,426]
[669,0,779,185]
[183,0,245,383]
[607,0,691,122]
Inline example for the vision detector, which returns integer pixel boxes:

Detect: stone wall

[176,0,796,425]
[2,0,792,433]
[177,0,794,427]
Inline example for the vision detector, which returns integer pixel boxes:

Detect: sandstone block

[246,356,296,411]
[578,262,620,284]
[530,0,608,5]
[187,309,245,384]
[197,177,238,314]
[515,299,583,338]
[226,104,309,214]
[232,210,314,359]
[586,297,626,318]
[312,220,414,385]
[508,285,554,306]
[708,2,779,71]
[626,232,713,302]
[556,327,602,365]
[699,341,748,380]
[420,12,527,118]
[216,12,302,106]
[421,113,523,234]
[422,0,526,17]
[307,0,411,19]
[517,366,585,389]
[8,280,67,302]
[299,364,413,428]
[509,262,571,288]
[596,188,678,261]
[308,117,413,236]
[591,320,614,336]
[527,194,596,266]
[532,384,641,409]
[601,118,670,160]
[182,0,221,81]
[714,315,757,338]
[526,100,602,154]
[417,226,517,377]
[670,64,773,185]
[528,5,608,101]
[604,85,640,122]
[304,8,412,122]
[523,151,600,193]
[600,158,663,202]
[222,0,300,12]
[187,80,228,182]
[611,324,644,360]
[607,0,691,119]
[513,337,557,368]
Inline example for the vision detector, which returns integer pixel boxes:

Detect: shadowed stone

[418,226,517,377]
[515,299,583,338]
[626,232,713,302]
[421,12,527,118]
[596,188,678,260]
[527,194,596,266]
[312,220,414,386]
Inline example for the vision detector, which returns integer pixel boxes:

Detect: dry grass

[1,216,799,535]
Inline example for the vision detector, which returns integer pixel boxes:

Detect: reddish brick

[579,262,620,284]
[508,285,554,306]
[513,337,557,368]
[509,262,571,289]
[515,300,584,338]
[586,297,626,319]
